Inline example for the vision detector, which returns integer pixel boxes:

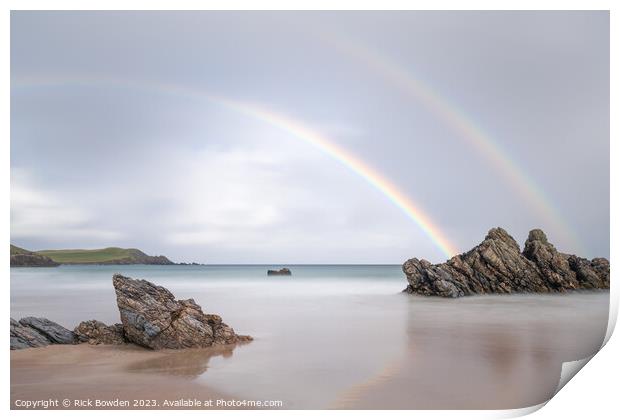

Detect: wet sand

[332,292,609,409]
[11,343,248,409]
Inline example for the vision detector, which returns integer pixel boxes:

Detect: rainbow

[323,34,583,253]
[12,77,460,258]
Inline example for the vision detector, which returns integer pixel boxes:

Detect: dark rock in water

[112,274,252,349]
[267,268,292,276]
[10,318,52,349]
[18,317,77,344]
[74,320,126,345]
[403,227,610,298]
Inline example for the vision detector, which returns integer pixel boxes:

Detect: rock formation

[11,317,76,349]
[113,274,252,349]
[11,319,52,349]
[403,228,610,298]
[74,320,126,345]
[10,245,59,267]
[267,268,292,276]
[11,275,252,350]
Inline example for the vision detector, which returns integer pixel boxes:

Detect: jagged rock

[11,276,253,350]
[10,317,76,349]
[403,227,610,297]
[267,268,292,276]
[74,320,126,345]
[112,274,252,349]
[18,317,77,344]
[10,318,52,349]
[566,255,610,289]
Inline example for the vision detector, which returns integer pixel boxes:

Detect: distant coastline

[10,245,175,267]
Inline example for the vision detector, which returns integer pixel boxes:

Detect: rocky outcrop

[11,318,52,349]
[403,228,610,298]
[113,274,252,349]
[10,253,61,267]
[10,245,59,267]
[19,317,77,344]
[74,320,126,345]
[12,275,252,350]
[10,317,76,349]
[267,268,292,276]
[12,317,125,349]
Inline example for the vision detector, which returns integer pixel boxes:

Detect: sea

[10,264,610,409]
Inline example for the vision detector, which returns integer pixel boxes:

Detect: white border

[3,1,616,419]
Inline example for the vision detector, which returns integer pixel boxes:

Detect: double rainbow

[13,77,460,258]
[324,33,581,254]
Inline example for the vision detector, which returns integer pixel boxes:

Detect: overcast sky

[10,11,609,263]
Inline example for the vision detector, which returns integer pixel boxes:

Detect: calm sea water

[11,265,610,409]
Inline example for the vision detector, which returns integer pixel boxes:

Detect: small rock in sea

[403,227,610,298]
[113,274,253,350]
[267,268,292,276]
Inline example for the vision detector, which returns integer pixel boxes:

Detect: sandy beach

[11,343,251,410]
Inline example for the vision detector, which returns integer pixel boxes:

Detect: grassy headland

[11,245,174,266]
[38,247,141,264]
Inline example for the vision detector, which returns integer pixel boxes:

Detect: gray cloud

[11,11,609,262]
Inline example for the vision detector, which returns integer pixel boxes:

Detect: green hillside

[36,247,173,265]
[10,244,32,255]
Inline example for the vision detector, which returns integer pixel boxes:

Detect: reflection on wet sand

[11,343,247,409]
[127,344,241,378]
[332,292,608,409]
